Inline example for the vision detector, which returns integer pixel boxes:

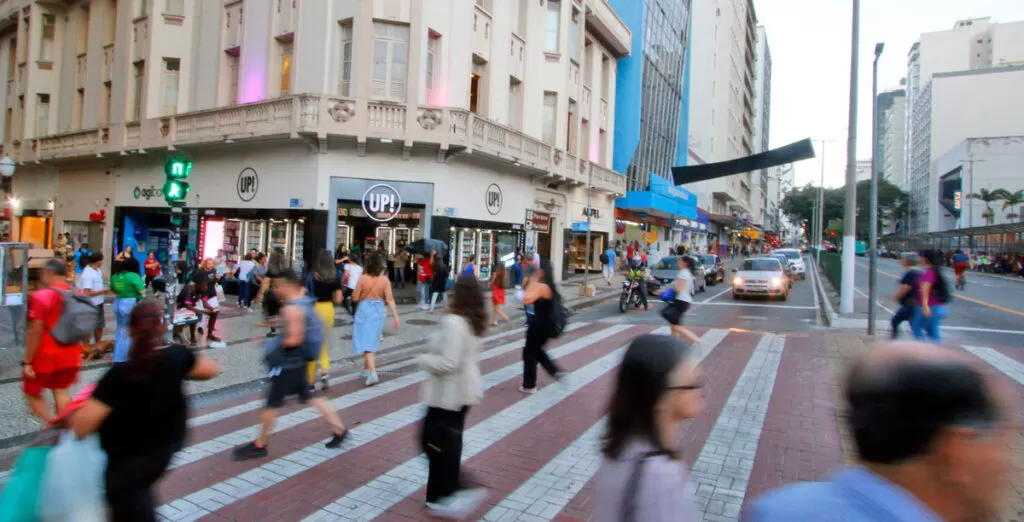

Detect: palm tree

[968,188,1005,225]
[999,189,1024,223]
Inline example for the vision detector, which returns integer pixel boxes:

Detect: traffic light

[829,231,836,237]
[164,157,192,205]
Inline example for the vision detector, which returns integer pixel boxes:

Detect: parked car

[646,255,707,297]
[773,248,806,280]
[700,254,726,285]
[732,257,789,301]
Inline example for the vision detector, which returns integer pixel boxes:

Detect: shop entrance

[334,201,425,258]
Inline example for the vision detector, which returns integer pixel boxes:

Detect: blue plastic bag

[0,446,52,522]
[38,432,107,522]
[660,287,676,301]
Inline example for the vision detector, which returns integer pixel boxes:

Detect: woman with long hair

[660,256,702,345]
[70,299,221,521]
[912,249,952,343]
[351,254,400,386]
[109,259,145,363]
[309,249,342,390]
[490,263,510,327]
[519,259,563,394]
[429,254,449,313]
[260,248,290,337]
[418,274,489,517]
[596,334,702,522]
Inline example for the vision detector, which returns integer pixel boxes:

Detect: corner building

[0,0,629,281]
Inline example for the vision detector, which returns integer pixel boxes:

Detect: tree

[780,184,843,242]
[999,189,1024,223]
[781,180,909,241]
[854,179,908,238]
[968,188,1004,226]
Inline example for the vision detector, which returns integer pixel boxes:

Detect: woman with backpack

[911,250,952,343]
[351,254,400,387]
[308,250,342,391]
[519,260,564,394]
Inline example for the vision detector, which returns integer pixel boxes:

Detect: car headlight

[770,277,782,287]
[733,277,744,286]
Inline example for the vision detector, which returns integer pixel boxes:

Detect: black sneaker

[325,429,349,449]
[232,442,268,461]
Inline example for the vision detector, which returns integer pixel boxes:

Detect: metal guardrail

[811,248,843,294]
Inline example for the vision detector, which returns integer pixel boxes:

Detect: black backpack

[935,275,952,304]
[599,253,609,265]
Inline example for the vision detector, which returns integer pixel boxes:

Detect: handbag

[621,450,667,522]
[39,432,107,522]
[660,286,676,301]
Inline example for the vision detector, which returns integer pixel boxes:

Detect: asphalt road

[574,260,822,333]
[846,255,1024,347]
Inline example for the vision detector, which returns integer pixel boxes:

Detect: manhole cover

[406,319,437,326]
[340,332,394,340]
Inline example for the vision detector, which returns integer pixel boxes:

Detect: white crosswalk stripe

[963,345,1024,385]
[154,324,630,521]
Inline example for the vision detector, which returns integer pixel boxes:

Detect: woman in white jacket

[418,274,489,519]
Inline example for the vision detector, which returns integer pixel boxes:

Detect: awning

[615,174,697,220]
[671,138,817,185]
[614,208,673,228]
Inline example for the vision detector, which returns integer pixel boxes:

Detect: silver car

[731,257,789,301]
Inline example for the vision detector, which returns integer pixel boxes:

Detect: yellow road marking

[857,263,1024,318]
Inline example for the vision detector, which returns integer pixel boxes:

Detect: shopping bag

[0,446,53,522]
[215,283,226,301]
[38,432,107,522]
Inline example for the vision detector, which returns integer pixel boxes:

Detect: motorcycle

[618,277,647,313]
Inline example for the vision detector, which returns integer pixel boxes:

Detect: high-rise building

[753,25,772,235]
[880,90,907,190]
[0,0,631,280]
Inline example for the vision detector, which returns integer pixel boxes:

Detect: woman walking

[429,254,449,313]
[110,260,146,363]
[352,254,400,386]
[462,255,477,278]
[659,256,702,345]
[490,263,510,327]
[418,274,489,518]
[309,250,342,391]
[911,249,951,343]
[596,334,702,522]
[519,260,563,394]
[259,248,290,337]
[70,299,221,521]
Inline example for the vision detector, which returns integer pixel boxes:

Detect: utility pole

[868,42,884,335]
[817,141,826,264]
[840,0,860,315]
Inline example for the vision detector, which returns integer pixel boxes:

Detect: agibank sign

[133,185,164,200]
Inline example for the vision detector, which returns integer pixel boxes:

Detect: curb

[809,256,836,327]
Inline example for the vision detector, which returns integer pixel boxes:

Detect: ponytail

[124,298,166,380]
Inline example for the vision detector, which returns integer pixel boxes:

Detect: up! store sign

[362,184,403,222]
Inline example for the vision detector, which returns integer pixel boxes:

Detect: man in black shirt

[192,258,223,346]
[891,253,922,339]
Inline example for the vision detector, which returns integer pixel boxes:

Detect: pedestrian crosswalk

[7,319,1021,522]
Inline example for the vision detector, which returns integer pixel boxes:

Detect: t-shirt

[144,258,162,277]
[214,256,228,277]
[312,279,342,302]
[463,263,476,276]
[237,259,256,282]
[110,271,145,299]
[26,283,83,373]
[344,264,363,290]
[78,266,105,306]
[248,264,267,284]
[92,344,196,466]
[676,269,694,303]
[898,269,921,306]
[604,249,617,267]
[917,268,944,305]
[417,258,433,283]
[952,253,969,265]
[193,268,217,298]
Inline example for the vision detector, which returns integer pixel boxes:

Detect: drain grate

[405,319,437,326]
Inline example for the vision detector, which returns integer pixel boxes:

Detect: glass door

[335,224,351,252]
[458,228,476,277]
[268,221,289,257]
[376,227,394,260]
[477,230,493,281]
[243,220,266,253]
[291,222,305,273]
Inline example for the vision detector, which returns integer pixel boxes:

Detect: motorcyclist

[621,257,648,311]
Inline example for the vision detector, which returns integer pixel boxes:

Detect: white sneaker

[426,488,488,519]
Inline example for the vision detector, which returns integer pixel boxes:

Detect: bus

[855,240,867,256]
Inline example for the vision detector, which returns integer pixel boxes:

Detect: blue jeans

[417,281,430,306]
[113,298,137,362]
[911,304,947,343]
[238,280,252,307]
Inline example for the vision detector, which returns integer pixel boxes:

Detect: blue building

[608,0,705,256]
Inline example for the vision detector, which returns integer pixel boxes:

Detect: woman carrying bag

[658,257,702,345]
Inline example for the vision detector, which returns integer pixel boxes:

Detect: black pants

[421,406,469,503]
[522,325,560,389]
[891,304,913,339]
[105,450,175,522]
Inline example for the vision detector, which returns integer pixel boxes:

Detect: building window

[542,91,557,145]
[165,0,184,15]
[74,89,84,130]
[569,8,580,62]
[227,54,239,105]
[339,21,352,96]
[162,58,180,115]
[371,22,409,101]
[280,42,292,95]
[8,38,16,79]
[132,61,145,121]
[545,0,561,53]
[425,31,440,104]
[35,94,50,136]
[567,99,576,151]
[40,14,55,62]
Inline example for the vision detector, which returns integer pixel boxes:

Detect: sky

[755,0,1024,188]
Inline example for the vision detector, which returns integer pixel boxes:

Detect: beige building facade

[0,0,629,281]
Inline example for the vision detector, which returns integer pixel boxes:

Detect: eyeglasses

[667,382,703,392]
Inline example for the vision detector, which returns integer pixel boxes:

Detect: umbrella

[405,238,448,256]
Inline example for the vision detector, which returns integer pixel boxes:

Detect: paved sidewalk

[0,275,617,446]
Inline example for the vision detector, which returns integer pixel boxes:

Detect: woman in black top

[428,255,449,312]
[519,260,563,393]
[70,299,221,521]
[259,248,290,336]
[309,250,342,390]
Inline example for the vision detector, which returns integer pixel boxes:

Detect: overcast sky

[755,0,1024,188]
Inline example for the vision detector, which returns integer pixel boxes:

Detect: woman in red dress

[491,263,510,326]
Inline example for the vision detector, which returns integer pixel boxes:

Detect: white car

[732,257,789,301]
[774,248,806,280]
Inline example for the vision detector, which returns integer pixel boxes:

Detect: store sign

[132,185,164,200]
[237,168,259,202]
[485,184,503,215]
[525,210,551,233]
[581,207,601,218]
[571,222,590,233]
[362,184,403,222]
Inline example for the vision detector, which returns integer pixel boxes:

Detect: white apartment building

[933,136,1024,232]
[684,0,760,251]
[855,159,871,183]
[751,24,771,234]
[0,0,630,281]
[908,66,1024,233]
[881,90,907,190]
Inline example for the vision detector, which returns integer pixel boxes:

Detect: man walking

[746,341,1017,522]
[77,253,107,350]
[232,271,348,460]
[23,260,84,422]
[890,253,921,339]
[601,245,617,286]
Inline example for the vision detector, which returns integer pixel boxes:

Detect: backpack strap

[620,450,668,522]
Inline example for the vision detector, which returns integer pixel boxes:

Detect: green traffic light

[165,157,193,179]
[163,180,190,202]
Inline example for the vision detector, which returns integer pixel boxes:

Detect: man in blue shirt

[891,253,921,339]
[746,342,1016,522]
[601,247,617,285]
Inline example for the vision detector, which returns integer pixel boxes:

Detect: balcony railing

[15,95,626,195]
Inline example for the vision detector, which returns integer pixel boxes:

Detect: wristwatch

[20,361,31,367]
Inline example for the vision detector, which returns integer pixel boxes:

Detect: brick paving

[5,318,1024,521]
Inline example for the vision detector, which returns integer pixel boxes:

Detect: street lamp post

[816,141,826,264]
[868,42,884,335]
[840,0,860,315]
[0,154,15,196]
